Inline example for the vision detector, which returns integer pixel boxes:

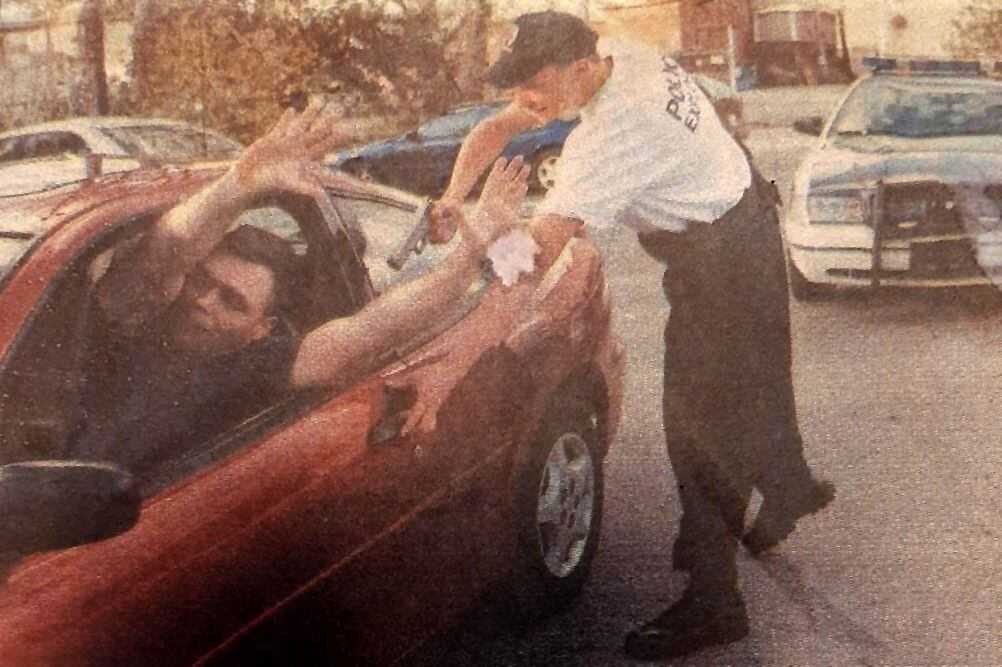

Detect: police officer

[432,11,834,659]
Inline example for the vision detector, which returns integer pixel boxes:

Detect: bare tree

[130,0,158,92]
[951,1,1002,58]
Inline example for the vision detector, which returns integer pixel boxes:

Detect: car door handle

[367,384,417,447]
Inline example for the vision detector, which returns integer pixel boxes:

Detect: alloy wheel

[534,431,596,579]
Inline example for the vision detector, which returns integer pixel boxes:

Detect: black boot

[743,478,835,555]
[624,589,749,660]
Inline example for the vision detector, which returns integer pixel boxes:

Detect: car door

[206,194,536,665]
[95,195,471,664]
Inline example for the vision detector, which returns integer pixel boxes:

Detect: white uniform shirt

[537,40,752,233]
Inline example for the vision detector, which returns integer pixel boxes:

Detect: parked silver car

[0,117,243,198]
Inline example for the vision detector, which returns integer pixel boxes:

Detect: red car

[0,165,623,665]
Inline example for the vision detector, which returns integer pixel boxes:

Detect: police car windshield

[830,76,1002,141]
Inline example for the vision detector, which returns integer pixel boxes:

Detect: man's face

[513,59,592,124]
[168,250,276,355]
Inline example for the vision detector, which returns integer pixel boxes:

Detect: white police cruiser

[783,58,1002,299]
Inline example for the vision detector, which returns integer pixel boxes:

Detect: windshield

[418,104,503,139]
[332,195,491,353]
[101,125,243,163]
[830,77,1002,148]
[337,198,459,292]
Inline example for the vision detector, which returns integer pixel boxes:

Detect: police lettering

[666,98,682,121]
[661,57,700,133]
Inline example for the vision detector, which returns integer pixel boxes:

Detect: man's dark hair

[486,10,599,88]
[214,225,298,317]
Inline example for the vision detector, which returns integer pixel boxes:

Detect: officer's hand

[428,200,460,244]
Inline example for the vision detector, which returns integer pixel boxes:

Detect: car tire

[787,253,827,301]
[530,148,562,192]
[507,396,604,623]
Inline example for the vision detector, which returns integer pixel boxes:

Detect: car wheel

[509,397,603,620]
[787,253,827,301]
[530,148,562,192]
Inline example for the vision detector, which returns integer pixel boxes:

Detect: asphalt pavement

[407,92,1002,667]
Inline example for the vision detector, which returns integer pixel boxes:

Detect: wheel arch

[542,362,613,459]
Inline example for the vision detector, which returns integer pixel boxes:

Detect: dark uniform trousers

[639,166,817,597]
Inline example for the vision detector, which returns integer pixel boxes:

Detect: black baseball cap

[486,11,599,88]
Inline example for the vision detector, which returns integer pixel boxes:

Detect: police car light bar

[862,57,983,76]
[909,59,981,75]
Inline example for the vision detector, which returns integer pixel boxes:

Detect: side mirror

[0,461,140,554]
[793,116,825,136]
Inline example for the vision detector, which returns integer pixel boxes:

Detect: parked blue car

[331,101,578,195]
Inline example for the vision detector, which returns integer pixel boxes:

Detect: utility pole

[78,0,109,115]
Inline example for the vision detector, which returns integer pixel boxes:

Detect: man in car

[429,10,833,660]
[72,102,529,479]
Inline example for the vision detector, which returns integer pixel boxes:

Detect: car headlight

[807,193,868,224]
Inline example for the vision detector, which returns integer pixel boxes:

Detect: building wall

[679,0,753,58]
[591,2,683,53]
[752,0,971,61]
[837,0,968,60]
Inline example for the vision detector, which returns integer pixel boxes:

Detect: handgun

[387,198,433,270]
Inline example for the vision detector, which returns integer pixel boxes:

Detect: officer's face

[514,59,593,123]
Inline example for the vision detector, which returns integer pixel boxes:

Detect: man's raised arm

[95,102,346,331]
[291,156,531,389]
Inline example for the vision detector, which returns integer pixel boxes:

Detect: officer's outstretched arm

[429,104,539,243]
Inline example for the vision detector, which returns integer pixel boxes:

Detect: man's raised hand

[462,156,531,251]
[234,98,348,198]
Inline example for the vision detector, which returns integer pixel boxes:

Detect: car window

[101,125,243,162]
[336,196,491,351]
[18,132,88,159]
[235,206,309,256]
[418,105,503,139]
[0,132,88,162]
[0,191,371,476]
[831,77,1002,140]
[338,198,459,291]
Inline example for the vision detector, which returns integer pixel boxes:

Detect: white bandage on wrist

[487,228,540,287]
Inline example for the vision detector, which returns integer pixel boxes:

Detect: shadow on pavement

[748,549,888,660]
